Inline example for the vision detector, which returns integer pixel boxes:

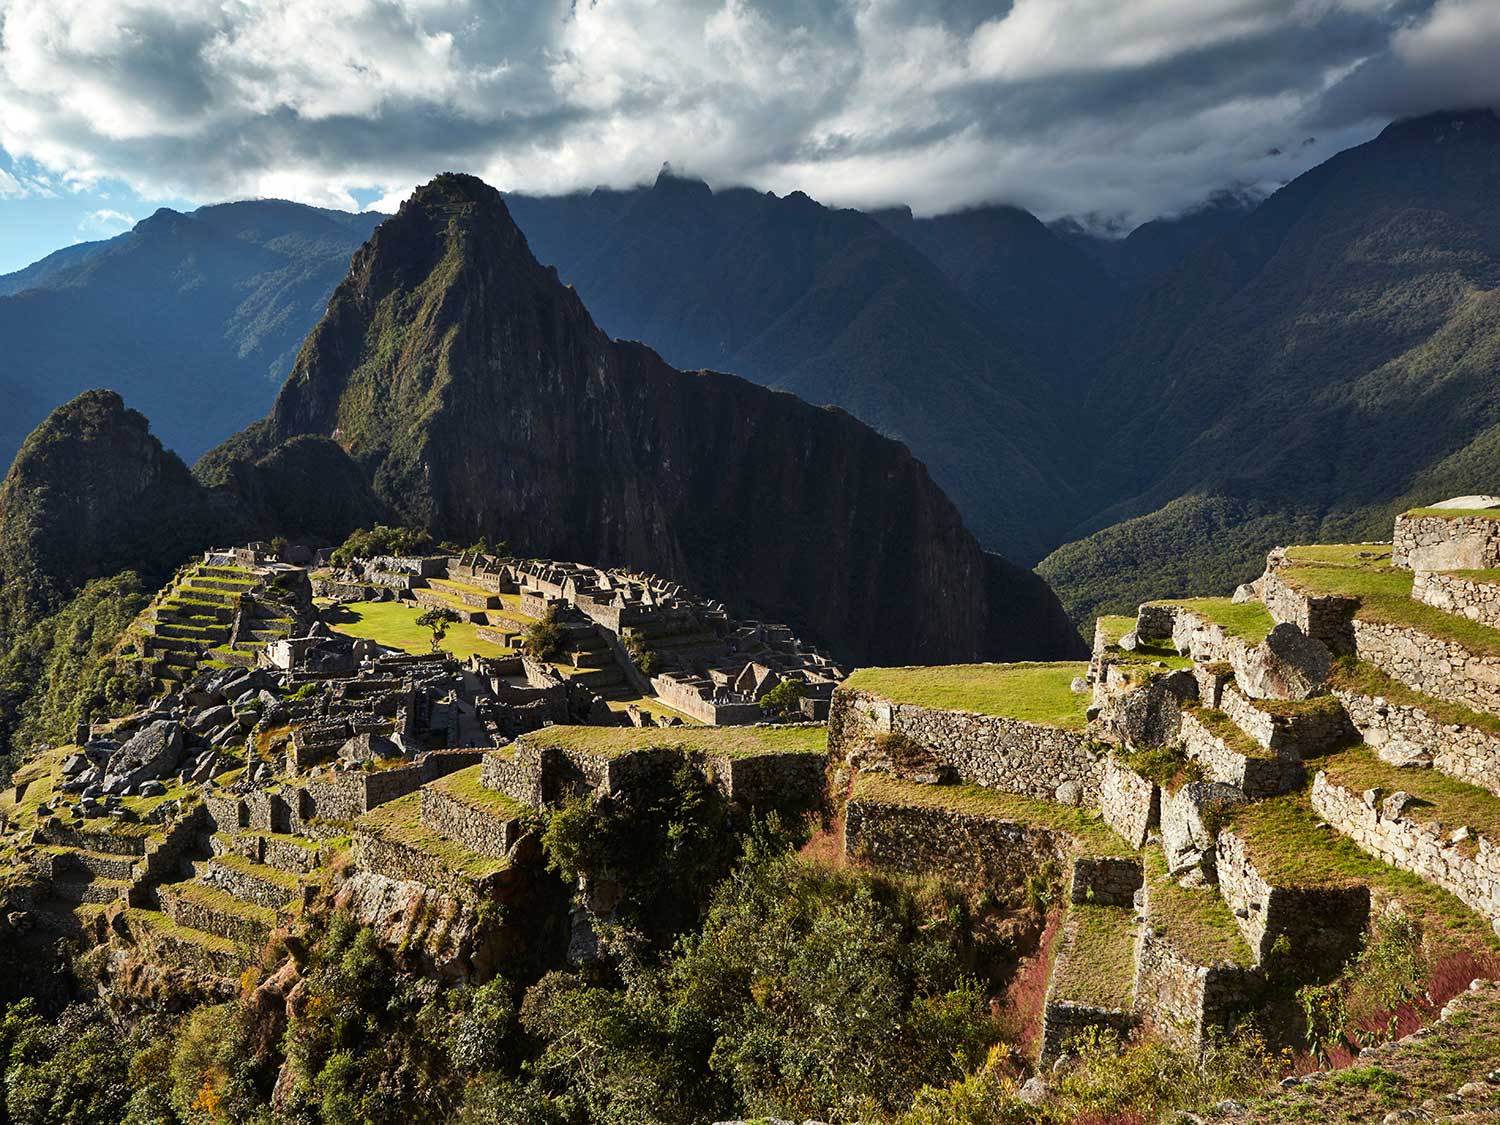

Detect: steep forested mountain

[0,201,382,465]
[1039,109,1500,620]
[200,174,1084,665]
[505,174,1081,561]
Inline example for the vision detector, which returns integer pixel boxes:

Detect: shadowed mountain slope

[201,173,1085,665]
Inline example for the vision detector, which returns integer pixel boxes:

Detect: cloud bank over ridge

[0,0,1497,229]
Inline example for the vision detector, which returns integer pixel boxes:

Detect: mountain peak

[1376,107,1500,147]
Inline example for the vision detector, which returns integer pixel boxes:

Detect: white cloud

[78,207,134,233]
[0,0,1491,230]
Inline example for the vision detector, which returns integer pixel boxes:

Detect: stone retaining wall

[1100,758,1158,849]
[1041,1000,1136,1066]
[1136,604,1178,641]
[844,797,1071,892]
[1413,570,1500,628]
[1180,711,1303,798]
[708,751,827,811]
[1336,687,1500,796]
[1394,514,1500,571]
[1353,619,1500,718]
[419,787,520,860]
[1262,563,1358,653]
[1218,685,1349,757]
[351,827,502,899]
[205,858,294,909]
[1070,856,1143,906]
[481,751,543,806]
[1311,772,1500,934]
[1214,829,1369,974]
[1132,928,1261,1053]
[159,886,271,943]
[828,687,1106,804]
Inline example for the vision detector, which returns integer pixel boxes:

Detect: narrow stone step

[38,845,137,880]
[1041,901,1138,1064]
[48,877,130,905]
[203,854,299,910]
[120,907,238,976]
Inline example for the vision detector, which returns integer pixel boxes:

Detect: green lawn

[517,724,827,759]
[1283,556,1500,657]
[1146,597,1276,644]
[850,774,1131,857]
[1284,543,1392,566]
[321,599,511,660]
[1226,793,1500,952]
[1185,705,1276,760]
[1143,848,1254,967]
[1329,657,1500,738]
[843,662,1091,729]
[429,765,532,818]
[1403,508,1500,521]
[1052,903,1138,1009]
[1441,568,1500,583]
[1096,615,1135,646]
[1316,743,1500,846]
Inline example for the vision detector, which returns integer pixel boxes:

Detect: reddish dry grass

[1068,1111,1149,1125]
[996,905,1064,1057]
[801,767,859,866]
[1293,950,1500,1073]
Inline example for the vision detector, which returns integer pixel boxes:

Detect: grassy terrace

[842,662,1091,729]
[1224,793,1500,952]
[1315,743,1500,848]
[1404,507,1500,520]
[850,774,1131,857]
[357,792,509,881]
[1285,543,1392,565]
[320,599,511,659]
[1441,567,1500,582]
[1143,848,1254,967]
[1051,903,1138,1009]
[128,908,239,955]
[1145,597,1275,645]
[517,724,827,759]
[1281,549,1500,656]
[211,850,301,894]
[1186,705,1276,760]
[1096,614,1135,646]
[1330,656,1500,738]
[169,881,277,927]
[429,765,531,818]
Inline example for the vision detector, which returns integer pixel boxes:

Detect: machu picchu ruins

[9,500,1500,1121]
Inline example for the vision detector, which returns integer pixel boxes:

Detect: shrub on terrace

[523,605,567,663]
[329,525,434,567]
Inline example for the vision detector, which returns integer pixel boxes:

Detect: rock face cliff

[201,174,1083,665]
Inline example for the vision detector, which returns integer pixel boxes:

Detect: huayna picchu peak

[198,172,1082,667]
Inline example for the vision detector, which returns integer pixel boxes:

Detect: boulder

[1098,669,1198,748]
[138,780,167,798]
[1118,631,1139,652]
[1231,580,1262,604]
[60,754,88,777]
[1054,780,1082,806]
[1162,782,1247,882]
[189,705,234,733]
[104,720,184,790]
[1231,623,1331,701]
[340,732,399,764]
[1377,739,1433,770]
[1381,791,1418,821]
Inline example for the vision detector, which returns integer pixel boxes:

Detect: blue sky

[0,0,1496,278]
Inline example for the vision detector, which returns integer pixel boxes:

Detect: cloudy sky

[0,0,1496,272]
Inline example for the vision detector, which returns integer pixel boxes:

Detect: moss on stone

[843,662,1091,729]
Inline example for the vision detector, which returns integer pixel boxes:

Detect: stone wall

[844,797,1072,892]
[1040,1000,1136,1066]
[481,751,544,806]
[204,857,295,909]
[709,751,827,811]
[351,827,503,899]
[1070,856,1143,907]
[1311,772,1500,934]
[1353,619,1500,718]
[1336,687,1500,796]
[1132,928,1261,1054]
[1394,513,1500,571]
[1413,570,1500,629]
[1136,604,1178,641]
[1214,829,1369,974]
[1262,562,1358,653]
[419,786,521,860]
[828,687,1107,804]
[1099,758,1159,849]
[1180,711,1303,798]
[1217,685,1350,757]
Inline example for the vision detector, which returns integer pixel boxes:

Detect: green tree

[757,679,806,721]
[416,607,460,653]
[523,604,567,663]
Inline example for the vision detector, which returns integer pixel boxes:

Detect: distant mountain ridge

[0,200,383,464]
